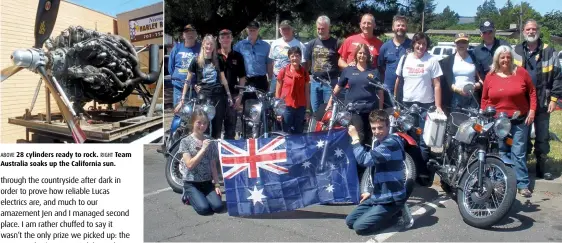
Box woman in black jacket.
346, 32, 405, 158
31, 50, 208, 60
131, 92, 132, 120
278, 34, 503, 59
439, 33, 481, 114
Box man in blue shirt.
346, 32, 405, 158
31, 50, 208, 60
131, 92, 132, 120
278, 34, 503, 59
167, 24, 201, 136
168, 24, 201, 106
233, 21, 273, 92
377, 15, 411, 95
472, 20, 509, 102
346, 110, 413, 235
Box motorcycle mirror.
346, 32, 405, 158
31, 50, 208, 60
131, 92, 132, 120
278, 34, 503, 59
462, 83, 475, 94
512, 111, 521, 120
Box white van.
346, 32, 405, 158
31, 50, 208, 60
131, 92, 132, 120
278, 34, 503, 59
430, 46, 455, 60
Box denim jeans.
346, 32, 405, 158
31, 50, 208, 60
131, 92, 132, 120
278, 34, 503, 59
183, 180, 224, 215
269, 75, 278, 94
345, 198, 402, 235
499, 121, 530, 189
310, 77, 334, 113
282, 106, 306, 134
172, 80, 197, 106
451, 93, 477, 110
403, 101, 432, 163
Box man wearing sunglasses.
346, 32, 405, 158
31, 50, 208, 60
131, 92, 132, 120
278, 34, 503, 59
473, 20, 509, 102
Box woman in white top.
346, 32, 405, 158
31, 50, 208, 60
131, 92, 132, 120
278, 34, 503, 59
438, 33, 481, 113
393, 32, 443, 163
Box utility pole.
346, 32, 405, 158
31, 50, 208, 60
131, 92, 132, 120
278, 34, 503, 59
519, 1, 523, 42
421, 0, 426, 32
275, 0, 279, 39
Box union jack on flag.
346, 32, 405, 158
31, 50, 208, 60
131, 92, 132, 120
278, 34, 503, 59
219, 136, 288, 179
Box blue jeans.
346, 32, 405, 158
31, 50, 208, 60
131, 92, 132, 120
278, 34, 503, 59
345, 198, 402, 235
310, 77, 334, 113
269, 75, 277, 94
183, 180, 224, 215
403, 102, 432, 162
499, 122, 530, 189
451, 93, 477, 110
282, 106, 306, 134
171, 80, 197, 136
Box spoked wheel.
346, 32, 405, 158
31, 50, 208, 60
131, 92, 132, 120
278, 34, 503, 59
165, 143, 186, 193
457, 157, 516, 228
403, 152, 417, 199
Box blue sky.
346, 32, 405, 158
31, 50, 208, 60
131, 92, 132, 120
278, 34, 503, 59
435, 0, 561, 17
67, 0, 162, 17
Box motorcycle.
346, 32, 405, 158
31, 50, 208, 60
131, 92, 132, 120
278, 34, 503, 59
164, 93, 217, 193
237, 85, 286, 138
427, 83, 518, 228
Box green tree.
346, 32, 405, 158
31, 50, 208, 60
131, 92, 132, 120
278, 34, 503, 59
496, 0, 514, 30
543, 10, 562, 37
400, 0, 437, 32
429, 6, 459, 29
476, 0, 500, 25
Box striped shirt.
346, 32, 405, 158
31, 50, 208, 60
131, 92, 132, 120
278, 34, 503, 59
353, 134, 406, 204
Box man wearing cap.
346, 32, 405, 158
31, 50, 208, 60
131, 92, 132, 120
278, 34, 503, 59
305, 15, 342, 113
234, 21, 273, 93
473, 20, 509, 101
439, 32, 479, 114
513, 20, 562, 180
338, 13, 383, 69
218, 29, 247, 139
168, 24, 201, 106
268, 20, 307, 94
377, 15, 411, 95
168, 24, 201, 136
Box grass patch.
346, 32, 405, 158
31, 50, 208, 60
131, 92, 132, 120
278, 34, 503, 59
527, 111, 562, 177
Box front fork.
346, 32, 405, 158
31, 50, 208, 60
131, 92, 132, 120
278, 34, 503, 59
476, 140, 488, 191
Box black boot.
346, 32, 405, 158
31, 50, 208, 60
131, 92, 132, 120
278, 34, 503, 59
535, 154, 553, 180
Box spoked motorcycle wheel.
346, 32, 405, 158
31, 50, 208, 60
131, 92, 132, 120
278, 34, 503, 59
457, 157, 516, 228
165, 143, 185, 193
403, 152, 417, 199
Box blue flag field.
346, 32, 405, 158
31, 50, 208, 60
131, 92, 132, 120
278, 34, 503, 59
218, 129, 360, 216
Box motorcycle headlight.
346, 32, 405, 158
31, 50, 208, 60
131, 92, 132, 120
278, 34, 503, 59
494, 117, 511, 139
202, 103, 216, 120
273, 98, 286, 116
179, 103, 193, 122
250, 104, 262, 122
336, 111, 352, 126
409, 104, 420, 114
398, 114, 415, 131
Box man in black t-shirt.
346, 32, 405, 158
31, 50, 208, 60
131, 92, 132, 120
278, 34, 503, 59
218, 29, 247, 139
305, 15, 342, 113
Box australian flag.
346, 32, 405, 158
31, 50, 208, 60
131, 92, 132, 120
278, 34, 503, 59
218, 129, 360, 216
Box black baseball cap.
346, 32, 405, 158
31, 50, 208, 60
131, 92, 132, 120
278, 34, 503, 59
480, 20, 495, 32
183, 24, 196, 32
247, 21, 260, 29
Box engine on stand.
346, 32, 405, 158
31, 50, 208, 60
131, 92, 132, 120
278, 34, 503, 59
44, 26, 159, 116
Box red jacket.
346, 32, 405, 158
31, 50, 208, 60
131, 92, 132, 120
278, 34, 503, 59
481, 67, 537, 117
277, 65, 309, 108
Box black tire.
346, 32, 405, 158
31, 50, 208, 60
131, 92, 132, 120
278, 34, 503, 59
404, 152, 417, 199
165, 142, 184, 193
457, 157, 517, 228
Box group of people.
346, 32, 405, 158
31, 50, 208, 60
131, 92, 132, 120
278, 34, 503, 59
167, 13, 562, 235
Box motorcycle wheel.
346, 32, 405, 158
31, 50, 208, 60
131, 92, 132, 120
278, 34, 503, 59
457, 157, 516, 228
165, 142, 185, 193
403, 152, 417, 199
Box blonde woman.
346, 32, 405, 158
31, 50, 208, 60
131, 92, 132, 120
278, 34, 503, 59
481, 45, 537, 197
175, 35, 234, 139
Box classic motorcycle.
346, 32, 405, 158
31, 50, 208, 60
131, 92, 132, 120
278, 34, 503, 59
427, 84, 517, 228
237, 85, 286, 138
164, 93, 217, 193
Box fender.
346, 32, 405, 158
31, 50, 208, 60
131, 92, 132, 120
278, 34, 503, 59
458, 153, 515, 181
395, 132, 417, 146
166, 134, 189, 155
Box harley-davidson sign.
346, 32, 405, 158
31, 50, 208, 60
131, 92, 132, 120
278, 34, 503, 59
128, 12, 163, 42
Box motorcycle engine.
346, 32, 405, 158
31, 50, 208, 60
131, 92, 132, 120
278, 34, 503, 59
45, 26, 146, 106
